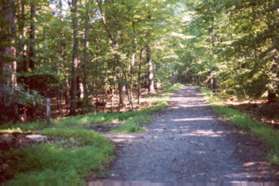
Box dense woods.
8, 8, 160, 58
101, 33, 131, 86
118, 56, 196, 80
174, 0, 279, 102
1, 0, 279, 185
0, 0, 278, 123
0, 0, 181, 122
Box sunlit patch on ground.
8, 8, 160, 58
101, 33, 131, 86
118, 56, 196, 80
88, 180, 279, 186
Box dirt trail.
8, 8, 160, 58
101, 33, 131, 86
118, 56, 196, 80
93, 86, 279, 185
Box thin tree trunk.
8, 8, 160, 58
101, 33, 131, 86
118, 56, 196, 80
81, 1, 90, 110
124, 70, 133, 110
146, 45, 156, 94
118, 71, 125, 109
17, 0, 25, 72
129, 53, 136, 109
28, 0, 35, 70
137, 48, 143, 104
70, 0, 79, 114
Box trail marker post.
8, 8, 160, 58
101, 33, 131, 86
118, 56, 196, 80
46, 98, 51, 125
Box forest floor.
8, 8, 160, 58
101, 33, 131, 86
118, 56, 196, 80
89, 86, 279, 185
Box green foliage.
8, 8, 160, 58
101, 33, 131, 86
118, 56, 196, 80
175, 0, 279, 99
1, 85, 43, 107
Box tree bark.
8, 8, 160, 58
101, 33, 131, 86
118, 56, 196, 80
17, 0, 26, 72
70, 0, 79, 114
124, 70, 133, 110
81, 1, 90, 110
28, 0, 36, 70
118, 82, 125, 109
146, 45, 156, 94
0, 0, 17, 88
137, 48, 143, 104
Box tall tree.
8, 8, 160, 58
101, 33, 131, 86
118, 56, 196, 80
70, 0, 79, 114
27, 0, 36, 71
0, 0, 17, 88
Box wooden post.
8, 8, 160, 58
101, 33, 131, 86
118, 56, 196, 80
46, 98, 51, 124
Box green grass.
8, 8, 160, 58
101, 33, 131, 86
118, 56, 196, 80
201, 87, 279, 165
162, 83, 184, 93
1, 83, 184, 185
2, 128, 114, 186
112, 101, 168, 133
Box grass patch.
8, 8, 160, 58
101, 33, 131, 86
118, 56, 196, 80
162, 83, 185, 93
1, 128, 114, 186
112, 101, 167, 133
201, 87, 279, 165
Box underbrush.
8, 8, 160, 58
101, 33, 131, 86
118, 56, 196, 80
201, 87, 279, 165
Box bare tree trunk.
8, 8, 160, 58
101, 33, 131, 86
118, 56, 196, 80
17, 0, 25, 72
124, 70, 133, 110
137, 48, 143, 104
130, 53, 136, 109
70, 0, 79, 114
0, 0, 17, 88
81, 1, 90, 110
146, 45, 156, 94
28, 0, 35, 70
118, 83, 125, 109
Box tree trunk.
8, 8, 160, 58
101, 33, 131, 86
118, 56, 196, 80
137, 48, 143, 104
17, 0, 26, 72
131, 53, 136, 107
118, 83, 125, 109
70, 0, 79, 114
124, 70, 133, 110
28, 0, 35, 70
81, 2, 90, 110
0, 0, 17, 88
146, 45, 156, 94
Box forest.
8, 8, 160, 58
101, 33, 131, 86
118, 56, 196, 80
0, 0, 278, 122
0, 0, 278, 185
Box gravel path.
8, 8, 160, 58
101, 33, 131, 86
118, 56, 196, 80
97, 86, 279, 184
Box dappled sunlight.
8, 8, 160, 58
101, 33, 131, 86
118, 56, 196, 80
88, 180, 166, 186
105, 133, 144, 143
241, 161, 279, 177
88, 180, 279, 186
172, 117, 215, 122
169, 103, 209, 109
182, 129, 224, 138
